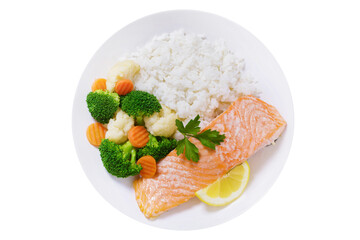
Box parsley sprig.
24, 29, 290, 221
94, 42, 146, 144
175, 115, 226, 162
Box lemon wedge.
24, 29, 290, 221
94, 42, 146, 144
195, 161, 250, 206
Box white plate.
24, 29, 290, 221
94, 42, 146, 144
72, 10, 294, 230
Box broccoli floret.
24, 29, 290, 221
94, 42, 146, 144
86, 90, 120, 124
121, 90, 162, 125
99, 139, 142, 178
137, 135, 177, 161
119, 95, 127, 108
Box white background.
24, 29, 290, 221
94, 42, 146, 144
0, 0, 359, 239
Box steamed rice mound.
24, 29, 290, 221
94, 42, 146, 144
123, 29, 258, 127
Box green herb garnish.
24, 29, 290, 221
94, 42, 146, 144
175, 115, 226, 162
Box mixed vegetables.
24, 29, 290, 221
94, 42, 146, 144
86, 60, 225, 179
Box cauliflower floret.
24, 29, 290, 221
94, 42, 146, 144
106, 60, 140, 92
144, 105, 177, 138
105, 110, 134, 144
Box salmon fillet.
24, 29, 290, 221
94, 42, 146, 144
133, 95, 286, 218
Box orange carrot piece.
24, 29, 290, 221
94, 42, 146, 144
128, 126, 149, 148
86, 122, 107, 147
114, 79, 134, 96
137, 156, 157, 178
91, 78, 107, 92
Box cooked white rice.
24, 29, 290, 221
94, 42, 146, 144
122, 29, 258, 127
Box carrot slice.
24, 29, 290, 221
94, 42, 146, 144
128, 126, 149, 148
86, 122, 107, 147
114, 79, 134, 96
91, 78, 107, 92
137, 156, 157, 178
